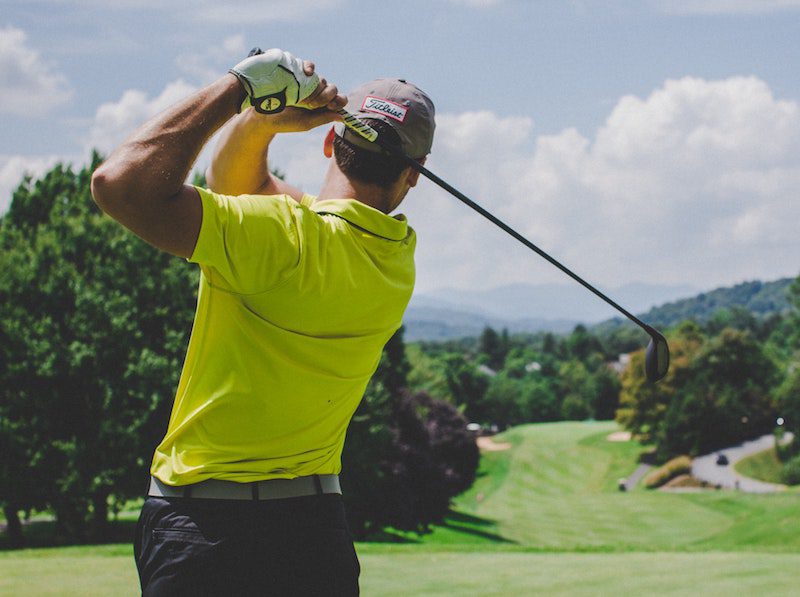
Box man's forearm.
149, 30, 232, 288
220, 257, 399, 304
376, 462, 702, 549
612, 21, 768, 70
92, 75, 243, 217
206, 109, 279, 195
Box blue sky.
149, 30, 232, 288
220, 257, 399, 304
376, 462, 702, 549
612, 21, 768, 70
2, 0, 800, 296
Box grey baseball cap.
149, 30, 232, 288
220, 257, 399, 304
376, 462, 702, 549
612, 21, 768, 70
334, 78, 436, 159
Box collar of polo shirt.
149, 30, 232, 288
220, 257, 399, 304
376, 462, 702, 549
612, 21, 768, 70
311, 199, 410, 242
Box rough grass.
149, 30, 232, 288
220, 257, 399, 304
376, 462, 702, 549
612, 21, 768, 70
734, 447, 784, 484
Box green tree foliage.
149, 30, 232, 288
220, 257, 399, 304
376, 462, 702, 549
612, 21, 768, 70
618, 322, 780, 462
0, 159, 198, 542
566, 324, 604, 362
775, 273, 800, 468
617, 321, 705, 445
341, 328, 480, 537
557, 360, 593, 420
591, 367, 622, 421
443, 354, 490, 423
478, 327, 508, 370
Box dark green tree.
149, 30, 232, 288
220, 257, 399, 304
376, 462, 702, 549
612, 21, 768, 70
657, 329, 778, 459
0, 158, 197, 542
443, 354, 490, 423
341, 328, 480, 537
478, 326, 507, 370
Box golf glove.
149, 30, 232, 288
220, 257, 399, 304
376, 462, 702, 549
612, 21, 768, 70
230, 48, 319, 114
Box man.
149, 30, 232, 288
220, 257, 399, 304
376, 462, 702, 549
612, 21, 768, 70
91, 48, 435, 596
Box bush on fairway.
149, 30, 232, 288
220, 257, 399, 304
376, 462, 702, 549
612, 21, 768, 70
644, 455, 692, 488
780, 453, 800, 485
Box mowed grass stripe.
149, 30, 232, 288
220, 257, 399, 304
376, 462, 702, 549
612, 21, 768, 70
419, 421, 799, 551
455, 422, 731, 549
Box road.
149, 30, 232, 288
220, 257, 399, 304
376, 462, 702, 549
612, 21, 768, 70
691, 433, 793, 493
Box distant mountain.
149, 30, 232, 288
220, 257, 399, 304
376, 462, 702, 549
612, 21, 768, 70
404, 278, 795, 341
403, 304, 578, 342
622, 278, 794, 329
410, 281, 699, 324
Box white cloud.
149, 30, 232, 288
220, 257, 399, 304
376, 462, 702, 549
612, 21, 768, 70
0, 26, 73, 115
176, 34, 247, 84
85, 80, 198, 155
0, 154, 64, 214
654, 0, 800, 14
403, 76, 800, 292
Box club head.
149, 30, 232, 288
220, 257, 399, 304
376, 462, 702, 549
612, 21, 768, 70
645, 330, 670, 383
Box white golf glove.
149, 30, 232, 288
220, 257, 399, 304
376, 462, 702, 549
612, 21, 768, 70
229, 47, 320, 114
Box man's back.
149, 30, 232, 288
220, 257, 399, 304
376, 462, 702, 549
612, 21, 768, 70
152, 190, 416, 485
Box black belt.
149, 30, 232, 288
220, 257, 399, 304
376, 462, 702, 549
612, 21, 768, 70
148, 474, 341, 501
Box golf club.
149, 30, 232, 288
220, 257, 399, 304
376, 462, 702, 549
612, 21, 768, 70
338, 109, 670, 382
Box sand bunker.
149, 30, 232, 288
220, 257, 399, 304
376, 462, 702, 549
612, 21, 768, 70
477, 436, 512, 451
607, 431, 632, 442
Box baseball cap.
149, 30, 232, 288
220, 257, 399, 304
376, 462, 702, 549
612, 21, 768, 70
334, 78, 436, 159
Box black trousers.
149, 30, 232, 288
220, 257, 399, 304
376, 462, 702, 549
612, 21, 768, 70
134, 494, 360, 596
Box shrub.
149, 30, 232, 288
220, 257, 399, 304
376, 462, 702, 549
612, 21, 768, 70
644, 455, 693, 489
780, 454, 800, 486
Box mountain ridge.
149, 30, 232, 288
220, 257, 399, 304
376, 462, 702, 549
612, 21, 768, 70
404, 277, 794, 341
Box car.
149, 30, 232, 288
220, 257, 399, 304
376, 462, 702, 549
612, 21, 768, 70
716, 453, 729, 466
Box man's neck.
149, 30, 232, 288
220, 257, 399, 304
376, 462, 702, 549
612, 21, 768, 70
317, 168, 391, 213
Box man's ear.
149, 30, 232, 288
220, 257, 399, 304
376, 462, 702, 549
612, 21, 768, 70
323, 127, 336, 158
406, 157, 426, 188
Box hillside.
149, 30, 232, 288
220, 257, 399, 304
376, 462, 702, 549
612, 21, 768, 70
594, 277, 793, 335
405, 277, 795, 341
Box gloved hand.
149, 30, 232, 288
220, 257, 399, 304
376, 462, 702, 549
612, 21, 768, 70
229, 47, 320, 114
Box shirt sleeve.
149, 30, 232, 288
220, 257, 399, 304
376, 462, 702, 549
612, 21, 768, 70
189, 187, 303, 294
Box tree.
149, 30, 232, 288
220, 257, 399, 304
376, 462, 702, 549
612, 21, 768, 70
479, 327, 507, 370
617, 321, 705, 444
443, 354, 490, 423
657, 329, 778, 459
591, 367, 622, 421
557, 360, 593, 420
0, 159, 197, 542
566, 324, 604, 362
341, 328, 480, 537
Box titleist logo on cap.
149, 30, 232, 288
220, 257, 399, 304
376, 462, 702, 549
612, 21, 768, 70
361, 96, 408, 122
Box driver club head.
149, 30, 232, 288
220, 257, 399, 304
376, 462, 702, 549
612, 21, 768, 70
645, 330, 670, 382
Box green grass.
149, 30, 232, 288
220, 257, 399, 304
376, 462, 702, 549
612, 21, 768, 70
734, 447, 784, 484
3, 545, 799, 596
3, 422, 799, 594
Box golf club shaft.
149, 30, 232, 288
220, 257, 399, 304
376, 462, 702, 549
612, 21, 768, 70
338, 109, 659, 339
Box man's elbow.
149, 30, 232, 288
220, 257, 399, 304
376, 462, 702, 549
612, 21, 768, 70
91, 165, 124, 215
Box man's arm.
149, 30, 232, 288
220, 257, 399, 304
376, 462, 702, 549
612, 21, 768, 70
91, 75, 242, 258
207, 63, 347, 200
206, 110, 297, 199
92, 54, 344, 257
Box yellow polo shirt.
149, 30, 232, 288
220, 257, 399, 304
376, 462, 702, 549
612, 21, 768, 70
150, 187, 416, 485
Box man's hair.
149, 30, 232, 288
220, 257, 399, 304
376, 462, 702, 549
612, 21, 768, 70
333, 120, 409, 188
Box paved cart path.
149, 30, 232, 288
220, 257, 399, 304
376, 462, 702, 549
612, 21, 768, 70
691, 433, 793, 493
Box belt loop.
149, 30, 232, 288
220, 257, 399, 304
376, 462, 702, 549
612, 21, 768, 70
183, 485, 192, 498
251, 482, 260, 500
313, 475, 323, 495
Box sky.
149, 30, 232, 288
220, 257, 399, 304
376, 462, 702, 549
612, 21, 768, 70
2, 0, 800, 297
